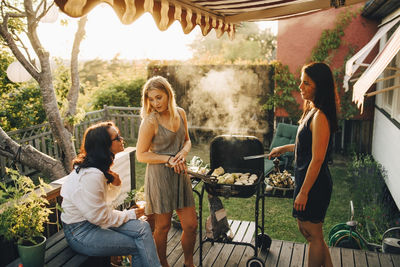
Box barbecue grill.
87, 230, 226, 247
197, 135, 272, 267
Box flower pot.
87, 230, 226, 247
17, 236, 46, 267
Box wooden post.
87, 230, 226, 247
103, 105, 109, 121
129, 149, 136, 190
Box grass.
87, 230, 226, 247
131, 142, 352, 243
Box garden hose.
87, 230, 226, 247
328, 223, 350, 240
328, 230, 366, 250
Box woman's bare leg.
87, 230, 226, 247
297, 220, 333, 267
176, 206, 198, 267
154, 212, 173, 267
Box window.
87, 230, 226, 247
395, 87, 400, 122
381, 54, 397, 112
381, 24, 400, 118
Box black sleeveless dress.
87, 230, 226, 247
293, 109, 332, 223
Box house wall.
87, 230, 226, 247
372, 8, 400, 209
276, 3, 378, 119
372, 109, 400, 208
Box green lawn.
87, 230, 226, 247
132, 142, 351, 243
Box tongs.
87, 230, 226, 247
186, 170, 218, 184
165, 161, 218, 184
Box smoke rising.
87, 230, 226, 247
176, 67, 268, 136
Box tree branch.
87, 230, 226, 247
12, 32, 35, 64
35, 1, 56, 23
0, 127, 67, 179
23, 0, 49, 66
2, 0, 25, 15
65, 15, 87, 132
0, 14, 40, 80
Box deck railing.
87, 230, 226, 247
0, 106, 141, 177
1, 105, 268, 178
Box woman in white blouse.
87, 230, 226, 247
61, 121, 160, 266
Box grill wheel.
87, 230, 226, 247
246, 256, 264, 267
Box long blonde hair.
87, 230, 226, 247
140, 76, 178, 124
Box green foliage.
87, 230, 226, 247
0, 47, 17, 94
122, 189, 137, 210
0, 168, 52, 245
121, 186, 145, 210
92, 78, 145, 109
189, 22, 276, 63
0, 83, 46, 131
78, 58, 147, 111
262, 61, 301, 121
53, 59, 72, 108
347, 154, 398, 243
332, 64, 360, 120
309, 8, 362, 120
80, 57, 147, 90
310, 9, 360, 63
0, 49, 47, 131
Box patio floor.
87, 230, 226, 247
167, 220, 400, 267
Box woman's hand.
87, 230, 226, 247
294, 191, 308, 211
167, 155, 187, 174
268, 146, 284, 159
172, 149, 188, 166
133, 206, 145, 218
110, 170, 121, 186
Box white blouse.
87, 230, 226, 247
60, 167, 136, 228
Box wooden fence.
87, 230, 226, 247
0, 106, 141, 177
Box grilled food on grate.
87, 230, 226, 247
211, 166, 258, 185
267, 170, 294, 188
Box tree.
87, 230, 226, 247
0, 0, 87, 179
189, 22, 276, 63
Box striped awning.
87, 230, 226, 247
54, 0, 366, 38
344, 16, 400, 112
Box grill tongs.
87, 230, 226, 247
165, 162, 218, 184
186, 170, 218, 184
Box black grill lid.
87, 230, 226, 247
210, 135, 264, 172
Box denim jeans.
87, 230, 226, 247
63, 220, 161, 267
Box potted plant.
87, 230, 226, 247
0, 168, 52, 267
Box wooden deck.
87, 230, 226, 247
166, 220, 400, 267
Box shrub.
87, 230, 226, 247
92, 78, 145, 109
0, 84, 46, 131
347, 154, 399, 243
0, 168, 52, 245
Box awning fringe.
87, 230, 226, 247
55, 0, 235, 37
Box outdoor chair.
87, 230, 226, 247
265, 123, 298, 175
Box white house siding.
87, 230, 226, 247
372, 108, 400, 209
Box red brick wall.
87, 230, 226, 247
276, 3, 379, 119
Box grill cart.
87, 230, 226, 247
198, 135, 272, 267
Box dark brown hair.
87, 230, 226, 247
73, 121, 118, 183
299, 62, 339, 132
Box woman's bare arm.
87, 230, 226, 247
268, 144, 295, 159
136, 115, 171, 164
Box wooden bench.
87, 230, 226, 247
6, 230, 110, 267
5, 147, 137, 267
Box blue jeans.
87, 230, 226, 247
63, 220, 161, 267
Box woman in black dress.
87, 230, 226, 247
269, 62, 338, 267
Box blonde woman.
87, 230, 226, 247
136, 76, 197, 267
